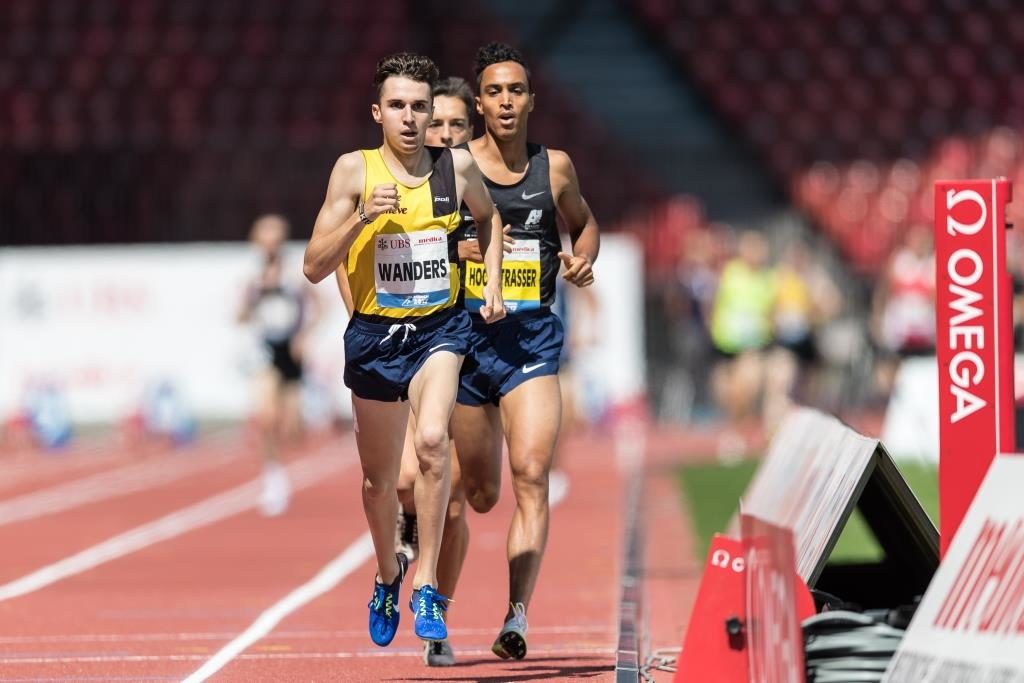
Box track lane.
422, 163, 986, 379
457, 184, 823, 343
0, 430, 626, 681
0, 435, 364, 680
211, 430, 623, 681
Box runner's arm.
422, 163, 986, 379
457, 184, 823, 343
237, 283, 257, 324
289, 281, 323, 360
454, 148, 505, 322
301, 282, 322, 333
334, 259, 355, 316
550, 150, 599, 287
303, 152, 366, 284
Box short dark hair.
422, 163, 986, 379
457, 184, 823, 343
474, 42, 532, 92
433, 76, 475, 118
373, 52, 439, 98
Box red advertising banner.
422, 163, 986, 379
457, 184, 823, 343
673, 530, 814, 683
673, 535, 748, 683
741, 514, 814, 683
933, 179, 1015, 555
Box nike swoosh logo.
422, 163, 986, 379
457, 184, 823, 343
521, 191, 546, 200
522, 362, 547, 374
429, 343, 454, 353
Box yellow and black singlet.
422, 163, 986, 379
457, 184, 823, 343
346, 147, 462, 319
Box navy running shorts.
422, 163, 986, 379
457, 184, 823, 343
457, 308, 564, 407
344, 307, 473, 402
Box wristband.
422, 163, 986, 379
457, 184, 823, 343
358, 207, 373, 225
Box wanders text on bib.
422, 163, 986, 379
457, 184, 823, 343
374, 230, 450, 308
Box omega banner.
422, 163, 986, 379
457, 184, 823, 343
934, 179, 1015, 556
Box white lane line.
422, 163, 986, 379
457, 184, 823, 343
0, 441, 120, 489
0, 429, 234, 498
0, 624, 612, 644
0, 448, 243, 527
182, 469, 576, 681
0, 443, 352, 603
1, 646, 616, 665
181, 531, 375, 683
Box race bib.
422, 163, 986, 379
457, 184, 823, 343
374, 230, 451, 308
465, 239, 541, 314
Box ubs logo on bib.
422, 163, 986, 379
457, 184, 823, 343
377, 237, 412, 251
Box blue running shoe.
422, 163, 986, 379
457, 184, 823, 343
368, 553, 408, 647
410, 584, 449, 641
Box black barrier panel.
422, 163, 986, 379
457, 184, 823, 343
815, 443, 939, 609
741, 408, 939, 608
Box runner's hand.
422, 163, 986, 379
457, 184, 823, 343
459, 239, 483, 262
463, 226, 512, 261
362, 183, 400, 222
479, 280, 506, 323
558, 252, 594, 287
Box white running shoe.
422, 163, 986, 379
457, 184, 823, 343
395, 508, 419, 563
548, 469, 570, 505
259, 463, 291, 517
492, 602, 528, 660
423, 638, 456, 666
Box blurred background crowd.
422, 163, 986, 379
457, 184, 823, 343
5, 0, 1024, 455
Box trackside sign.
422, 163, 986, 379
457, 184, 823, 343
742, 514, 813, 683
741, 408, 878, 582
933, 179, 1014, 555
884, 455, 1024, 682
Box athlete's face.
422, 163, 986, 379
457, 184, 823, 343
426, 95, 473, 147
251, 215, 287, 255
477, 62, 533, 140
372, 76, 432, 155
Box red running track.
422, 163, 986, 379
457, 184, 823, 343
0, 427, 627, 681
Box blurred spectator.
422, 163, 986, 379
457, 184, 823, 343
1005, 231, 1024, 451
1010, 231, 1024, 351
237, 214, 320, 516
870, 223, 935, 397
769, 238, 842, 415
662, 227, 720, 421
708, 229, 777, 456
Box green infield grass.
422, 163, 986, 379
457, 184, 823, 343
677, 458, 939, 563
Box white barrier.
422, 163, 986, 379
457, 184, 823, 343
881, 356, 941, 463
0, 235, 644, 425
882, 354, 1024, 463
884, 455, 1024, 682
0, 242, 349, 424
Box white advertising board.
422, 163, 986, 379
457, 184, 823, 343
0, 242, 350, 424
565, 233, 645, 412
741, 408, 879, 581
881, 356, 941, 463
884, 454, 1024, 683
0, 236, 644, 426
882, 354, 1024, 464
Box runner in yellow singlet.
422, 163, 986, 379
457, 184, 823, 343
303, 53, 505, 648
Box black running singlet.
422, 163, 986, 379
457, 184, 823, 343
459, 143, 561, 314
